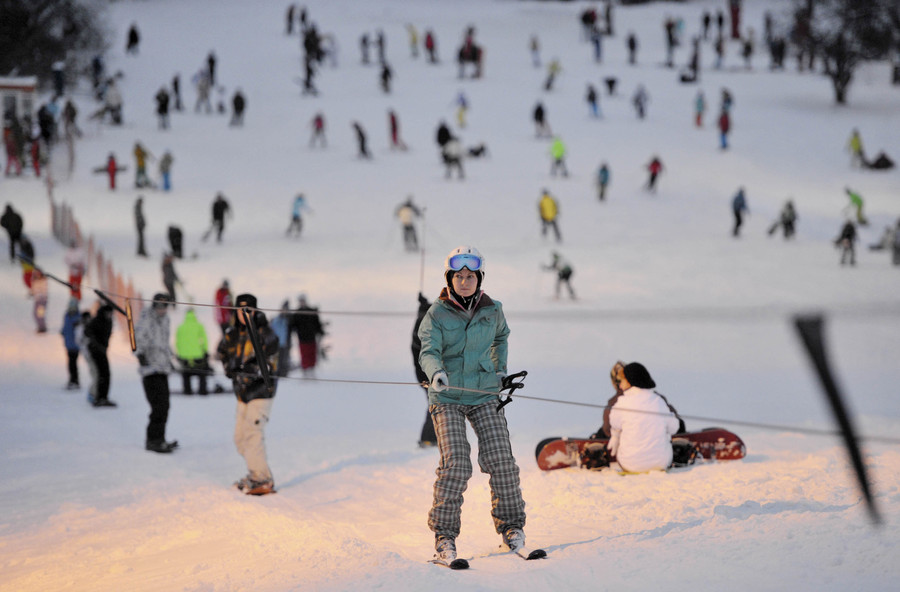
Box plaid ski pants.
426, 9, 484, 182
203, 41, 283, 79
428, 401, 526, 539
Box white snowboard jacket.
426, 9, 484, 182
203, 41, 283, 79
608, 386, 680, 473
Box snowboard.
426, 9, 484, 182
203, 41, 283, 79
535, 428, 746, 471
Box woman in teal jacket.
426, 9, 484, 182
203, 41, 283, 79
418, 246, 527, 564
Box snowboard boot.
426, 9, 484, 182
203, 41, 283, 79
234, 476, 253, 491
435, 536, 457, 563
502, 528, 525, 552
244, 478, 275, 496
145, 439, 177, 453
93, 398, 118, 408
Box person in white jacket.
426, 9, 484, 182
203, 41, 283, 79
608, 362, 680, 473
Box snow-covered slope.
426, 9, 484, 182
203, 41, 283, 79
1, 1, 899, 590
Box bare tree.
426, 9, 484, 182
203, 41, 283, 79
803, 0, 899, 104
0, 0, 109, 86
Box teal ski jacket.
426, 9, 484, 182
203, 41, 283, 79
417, 287, 509, 406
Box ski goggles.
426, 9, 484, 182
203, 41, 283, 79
447, 253, 483, 272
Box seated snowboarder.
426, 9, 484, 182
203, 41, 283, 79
582, 361, 689, 471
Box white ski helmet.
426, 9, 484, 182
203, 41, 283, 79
444, 245, 485, 283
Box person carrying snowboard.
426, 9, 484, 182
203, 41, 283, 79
217, 293, 280, 495
418, 246, 527, 564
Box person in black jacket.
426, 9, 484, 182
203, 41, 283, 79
84, 304, 117, 407
1, 204, 23, 263
411, 292, 437, 447
217, 293, 280, 495
291, 293, 325, 376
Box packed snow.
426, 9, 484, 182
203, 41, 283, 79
2, 0, 899, 590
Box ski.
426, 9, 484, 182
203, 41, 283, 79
429, 557, 469, 570
482, 544, 547, 561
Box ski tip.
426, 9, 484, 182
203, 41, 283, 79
524, 548, 547, 560
430, 558, 470, 570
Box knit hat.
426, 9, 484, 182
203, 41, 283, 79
235, 293, 257, 308
623, 362, 656, 389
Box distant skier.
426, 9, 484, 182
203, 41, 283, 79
167, 225, 184, 259
533, 102, 551, 138
435, 120, 452, 150
388, 109, 407, 150
835, 220, 858, 266
204, 192, 232, 242
731, 187, 749, 237
206, 51, 217, 87
230, 89, 246, 126
126, 23, 140, 55
214, 279, 233, 334
162, 253, 181, 302
645, 156, 663, 192
718, 110, 731, 150
454, 91, 468, 128
159, 150, 174, 191
597, 162, 610, 201
352, 121, 371, 159
425, 29, 438, 63
529, 35, 541, 67
768, 200, 797, 240
286, 193, 310, 238
549, 136, 568, 177
844, 187, 868, 225
171, 74, 183, 111
380, 62, 393, 94
586, 84, 600, 118
291, 294, 325, 376
543, 251, 576, 300
134, 196, 148, 257
539, 189, 562, 242
100, 153, 123, 190
694, 90, 705, 127
155, 87, 170, 129
544, 58, 562, 91
847, 129, 865, 168
395, 196, 422, 251
442, 137, 464, 180
632, 85, 649, 119
626, 32, 638, 65
133, 142, 153, 188
310, 112, 326, 148
64, 240, 86, 300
